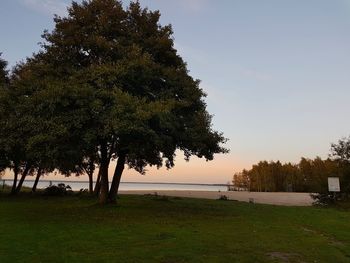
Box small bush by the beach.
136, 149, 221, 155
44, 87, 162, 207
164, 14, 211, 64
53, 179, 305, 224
77, 188, 89, 196
312, 192, 349, 206
43, 184, 72, 196
219, 195, 229, 201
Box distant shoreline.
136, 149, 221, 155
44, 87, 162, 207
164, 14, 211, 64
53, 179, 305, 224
1, 179, 231, 187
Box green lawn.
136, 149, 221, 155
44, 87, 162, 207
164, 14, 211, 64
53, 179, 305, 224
0, 193, 349, 263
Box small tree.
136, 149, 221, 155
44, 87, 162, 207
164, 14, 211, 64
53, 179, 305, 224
0, 72, 30, 194
331, 137, 350, 194
331, 136, 350, 163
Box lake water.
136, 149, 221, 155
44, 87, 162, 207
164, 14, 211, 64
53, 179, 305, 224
2, 180, 229, 192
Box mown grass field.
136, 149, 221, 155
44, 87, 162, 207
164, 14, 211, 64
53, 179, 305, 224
0, 192, 349, 263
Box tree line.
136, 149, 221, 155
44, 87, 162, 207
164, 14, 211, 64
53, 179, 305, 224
0, 0, 227, 204
232, 138, 350, 194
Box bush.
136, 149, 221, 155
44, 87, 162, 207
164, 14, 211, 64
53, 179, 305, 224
311, 192, 349, 206
43, 183, 72, 196
78, 188, 89, 195
218, 195, 229, 201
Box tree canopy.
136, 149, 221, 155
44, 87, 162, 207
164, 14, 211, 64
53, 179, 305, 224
0, 53, 9, 175
1, 0, 228, 203
330, 137, 350, 193
232, 158, 343, 193
0, 53, 8, 85
331, 136, 350, 163
233, 140, 350, 195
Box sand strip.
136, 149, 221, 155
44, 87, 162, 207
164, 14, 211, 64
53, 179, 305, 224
119, 190, 314, 206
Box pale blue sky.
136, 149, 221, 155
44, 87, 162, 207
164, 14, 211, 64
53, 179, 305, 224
1, 0, 350, 183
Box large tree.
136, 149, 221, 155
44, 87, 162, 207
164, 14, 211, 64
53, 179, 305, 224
15, 0, 228, 203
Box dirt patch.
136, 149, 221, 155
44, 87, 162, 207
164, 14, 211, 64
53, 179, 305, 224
302, 227, 317, 234
267, 252, 304, 263
302, 227, 344, 247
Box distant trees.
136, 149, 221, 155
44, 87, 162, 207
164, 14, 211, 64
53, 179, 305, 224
0, 1, 227, 203
233, 153, 350, 194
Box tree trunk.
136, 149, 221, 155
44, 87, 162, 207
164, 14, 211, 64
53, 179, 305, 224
11, 165, 19, 195
88, 172, 93, 194
99, 162, 109, 204
32, 168, 42, 193
108, 153, 126, 203
15, 164, 31, 194
88, 159, 95, 195
94, 169, 101, 196
98, 142, 110, 204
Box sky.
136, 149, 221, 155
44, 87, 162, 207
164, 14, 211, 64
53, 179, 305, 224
1, 0, 350, 184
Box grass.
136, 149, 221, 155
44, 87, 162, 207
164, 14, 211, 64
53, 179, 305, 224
0, 192, 350, 263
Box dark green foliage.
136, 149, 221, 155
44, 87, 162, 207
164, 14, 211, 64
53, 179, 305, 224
233, 138, 350, 200
311, 192, 350, 206
0, 53, 9, 173
43, 183, 72, 196
36, 0, 227, 169
330, 136, 350, 193
331, 136, 350, 163
0, 53, 8, 85
311, 137, 350, 204
218, 195, 229, 201
233, 157, 346, 193
3, 0, 227, 202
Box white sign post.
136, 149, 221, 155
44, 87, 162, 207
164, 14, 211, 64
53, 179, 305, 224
328, 177, 340, 192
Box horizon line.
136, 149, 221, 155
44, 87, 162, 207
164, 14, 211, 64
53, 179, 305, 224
1, 179, 232, 187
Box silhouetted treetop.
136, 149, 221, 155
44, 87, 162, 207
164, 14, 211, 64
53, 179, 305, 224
0, 53, 8, 85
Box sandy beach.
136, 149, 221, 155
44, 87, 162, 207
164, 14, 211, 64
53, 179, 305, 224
119, 190, 314, 206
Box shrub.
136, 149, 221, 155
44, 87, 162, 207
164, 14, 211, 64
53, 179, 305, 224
78, 188, 89, 195
43, 183, 72, 196
218, 195, 229, 201
311, 192, 349, 206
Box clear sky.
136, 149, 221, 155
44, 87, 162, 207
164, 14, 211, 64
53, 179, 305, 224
1, 0, 350, 184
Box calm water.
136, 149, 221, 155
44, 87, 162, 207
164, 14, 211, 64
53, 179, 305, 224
2, 180, 229, 192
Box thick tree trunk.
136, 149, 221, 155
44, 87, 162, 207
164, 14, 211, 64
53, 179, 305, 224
88, 172, 93, 194
94, 169, 101, 196
32, 168, 42, 193
108, 153, 126, 203
15, 164, 31, 194
11, 165, 19, 195
98, 143, 110, 204
99, 162, 109, 204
